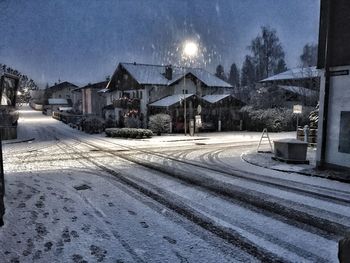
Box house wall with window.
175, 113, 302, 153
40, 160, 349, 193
316, 0, 350, 170
317, 66, 350, 169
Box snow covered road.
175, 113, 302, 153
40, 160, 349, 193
1, 106, 349, 262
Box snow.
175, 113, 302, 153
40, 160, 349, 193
119, 62, 232, 88
1, 106, 349, 262
149, 94, 194, 107
202, 94, 231, 103
260, 66, 320, 82
278, 85, 318, 97
48, 98, 69, 105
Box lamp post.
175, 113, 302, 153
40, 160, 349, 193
182, 41, 198, 136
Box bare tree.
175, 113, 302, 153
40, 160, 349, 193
249, 26, 286, 80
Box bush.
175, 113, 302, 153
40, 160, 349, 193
240, 106, 308, 132
148, 114, 171, 135
79, 116, 105, 134
105, 128, 153, 139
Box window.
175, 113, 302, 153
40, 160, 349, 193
339, 111, 350, 154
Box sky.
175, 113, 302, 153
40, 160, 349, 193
0, 0, 320, 87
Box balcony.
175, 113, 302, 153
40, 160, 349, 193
113, 97, 140, 109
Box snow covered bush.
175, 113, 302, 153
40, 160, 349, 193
105, 128, 153, 139
148, 114, 171, 135
79, 117, 105, 134
240, 106, 295, 132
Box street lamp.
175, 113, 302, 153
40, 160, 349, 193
182, 41, 198, 135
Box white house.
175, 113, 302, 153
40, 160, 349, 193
103, 62, 242, 130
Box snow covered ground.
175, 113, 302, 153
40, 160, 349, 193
0, 106, 349, 262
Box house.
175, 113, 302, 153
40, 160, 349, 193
260, 67, 320, 107
316, 0, 350, 170
103, 62, 242, 130
73, 81, 108, 117
46, 81, 81, 112
47, 81, 78, 100
43, 98, 70, 115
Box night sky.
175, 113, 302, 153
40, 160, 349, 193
0, 0, 320, 86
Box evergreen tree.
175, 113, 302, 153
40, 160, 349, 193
241, 56, 256, 87
215, 64, 227, 81
228, 63, 240, 87
275, 59, 287, 74
300, 43, 318, 67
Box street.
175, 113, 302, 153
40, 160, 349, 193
1, 106, 350, 263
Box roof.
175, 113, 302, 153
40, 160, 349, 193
109, 62, 232, 88
58, 107, 73, 111
278, 85, 318, 98
260, 67, 320, 82
75, 81, 108, 92
202, 94, 231, 103
97, 88, 111, 93
48, 98, 69, 105
149, 94, 194, 107
49, 81, 78, 90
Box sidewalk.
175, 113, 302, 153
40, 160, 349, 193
242, 147, 350, 183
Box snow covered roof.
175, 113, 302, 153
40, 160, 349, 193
278, 85, 318, 98
149, 94, 194, 107
202, 94, 231, 103
48, 98, 69, 105
113, 62, 232, 88
49, 81, 78, 90
97, 88, 111, 93
58, 106, 72, 111
260, 67, 320, 82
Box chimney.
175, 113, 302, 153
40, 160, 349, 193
165, 65, 173, 80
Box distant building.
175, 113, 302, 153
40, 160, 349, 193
103, 62, 244, 131
46, 81, 81, 113
260, 67, 320, 107
316, 0, 350, 170
47, 81, 78, 101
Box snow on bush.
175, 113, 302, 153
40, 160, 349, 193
240, 106, 312, 132
148, 114, 171, 135
105, 128, 153, 139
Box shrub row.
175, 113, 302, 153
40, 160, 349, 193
105, 128, 153, 139
240, 106, 313, 132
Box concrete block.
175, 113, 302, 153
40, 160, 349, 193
273, 139, 309, 164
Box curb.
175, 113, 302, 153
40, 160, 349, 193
3, 138, 35, 145
241, 152, 350, 184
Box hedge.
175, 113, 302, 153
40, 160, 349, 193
105, 128, 153, 139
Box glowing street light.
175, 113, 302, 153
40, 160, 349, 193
182, 40, 198, 136
183, 41, 198, 58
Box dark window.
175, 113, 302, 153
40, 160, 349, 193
339, 111, 350, 154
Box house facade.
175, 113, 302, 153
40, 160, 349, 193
47, 81, 78, 101
316, 0, 350, 170
75, 81, 108, 117
104, 62, 241, 130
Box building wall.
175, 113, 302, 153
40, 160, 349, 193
173, 79, 196, 95
91, 89, 106, 117
82, 89, 92, 114
317, 65, 350, 169
51, 86, 74, 100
